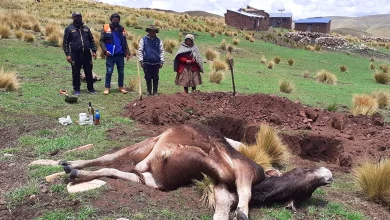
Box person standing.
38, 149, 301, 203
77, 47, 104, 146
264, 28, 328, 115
137, 25, 164, 96
63, 12, 97, 95
173, 34, 203, 93
100, 13, 131, 95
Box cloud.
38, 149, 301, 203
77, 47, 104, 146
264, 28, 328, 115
97, 0, 390, 19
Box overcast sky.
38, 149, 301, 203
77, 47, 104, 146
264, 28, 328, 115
97, 0, 390, 19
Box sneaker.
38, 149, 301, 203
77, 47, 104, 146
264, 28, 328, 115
103, 88, 110, 95
147, 91, 152, 96
153, 92, 158, 96
88, 89, 96, 94
74, 90, 81, 96
118, 87, 128, 94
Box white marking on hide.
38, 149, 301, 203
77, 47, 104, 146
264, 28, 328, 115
221, 151, 234, 168
314, 167, 333, 182
225, 137, 243, 151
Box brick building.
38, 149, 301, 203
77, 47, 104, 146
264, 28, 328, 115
225, 7, 269, 31
269, 13, 293, 29
294, 17, 331, 33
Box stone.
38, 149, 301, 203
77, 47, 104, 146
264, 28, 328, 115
339, 155, 353, 167
45, 172, 66, 183
3, 153, 13, 157
305, 109, 319, 122
372, 113, 384, 126
64, 144, 94, 154
67, 180, 106, 194
270, 113, 283, 125
29, 159, 60, 166
331, 115, 348, 130
117, 218, 130, 220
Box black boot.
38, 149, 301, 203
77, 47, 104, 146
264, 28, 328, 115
146, 80, 152, 95
153, 79, 159, 96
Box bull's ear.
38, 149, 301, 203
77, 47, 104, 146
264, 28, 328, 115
265, 169, 281, 177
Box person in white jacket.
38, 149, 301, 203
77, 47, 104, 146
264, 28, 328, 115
138, 25, 164, 96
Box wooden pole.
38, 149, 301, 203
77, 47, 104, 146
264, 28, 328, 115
228, 58, 236, 96
136, 61, 143, 101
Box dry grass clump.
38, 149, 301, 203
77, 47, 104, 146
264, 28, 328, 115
0, 24, 10, 39
316, 70, 337, 84
370, 57, 375, 62
209, 31, 216, 38
370, 63, 376, 70
128, 77, 138, 92
315, 44, 322, 51
23, 33, 35, 42
260, 55, 266, 64
224, 53, 233, 69
15, 30, 24, 39
163, 39, 178, 54
211, 59, 228, 72
287, 58, 294, 66
227, 43, 234, 53
279, 80, 294, 93
220, 39, 227, 50
273, 56, 281, 64
209, 71, 224, 84
193, 174, 216, 209
379, 64, 389, 73
350, 94, 378, 116
268, 61, 274, 69
305, 45, 315, 51
205, 48, 218, 61
46, 32, 63, 47
232, 38, 239, 45
154, 19, 163, 28
340, 65, 348, 72
32, 23, 41, 32
371, 91, 390, 109
374, 72, 390, 84
0, 66, 20, 91
45, 23, 61, 36
354, 159, 390, 204
132, 36, 141, 50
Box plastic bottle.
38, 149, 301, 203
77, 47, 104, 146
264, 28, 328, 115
94, 110, 100, 125
88, 102, 95, 123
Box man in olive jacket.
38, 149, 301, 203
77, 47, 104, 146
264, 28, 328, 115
63, 12, 97, 95
100, 13, 131, 95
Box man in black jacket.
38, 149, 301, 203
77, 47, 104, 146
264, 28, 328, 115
99, 13, 130, 95
63, 12, 97, 95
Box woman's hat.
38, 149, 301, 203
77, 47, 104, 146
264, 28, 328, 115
146, 25, 159, 33
185, 34, 195, 42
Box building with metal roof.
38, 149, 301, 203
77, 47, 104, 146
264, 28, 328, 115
225, 7, 270, 31
294, 17, 332, 33
268, 13, 293, 29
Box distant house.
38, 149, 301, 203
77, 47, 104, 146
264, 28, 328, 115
294, 17, 331, 33
269, 13, 293, 29
225, 6, 269, 31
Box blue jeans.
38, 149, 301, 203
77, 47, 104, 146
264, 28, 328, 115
105, 55, 124, 88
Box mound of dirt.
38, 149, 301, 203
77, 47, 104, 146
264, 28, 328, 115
123, 92, 390, 168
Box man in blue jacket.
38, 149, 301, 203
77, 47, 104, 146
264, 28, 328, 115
63, 12, 97, 95
100, 13, 131, 95
138, 25, 165, 96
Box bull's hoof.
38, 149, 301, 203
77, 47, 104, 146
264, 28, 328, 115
69, 169, 78, 179
59, 161, 69, 166
236, 210, 248, 220
63, 165, 72, 174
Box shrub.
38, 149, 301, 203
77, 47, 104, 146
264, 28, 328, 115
316, 70, 337, 84
232, 38, 239, 45
211, 59, 227, 72
279, 80, 294, 93
209, 71, 224, 84
370, 63, 376, 70
227, 43, 234, 53
0, 24, 10, 38
268, 61, 274, 69
260, 55, 266, 64
15, 30, 24, 39
354, 159, 390, 204
163, 39, 177, 54
371, 91, 390, 109
23, 33, 35, 42
0, 66, 20, 91
326, 103, 338, 112
374, 72, 390, 84
273, 56, 281, 64
287, 58, 294, 66
205, 48, 218, 61
340, 65, 348, 72
220, 39, 227, 50
350, 94, 378, 116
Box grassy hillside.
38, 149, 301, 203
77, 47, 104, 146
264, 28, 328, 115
331, 14, 390, 38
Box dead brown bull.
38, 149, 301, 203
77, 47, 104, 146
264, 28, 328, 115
61, 124, 265, 220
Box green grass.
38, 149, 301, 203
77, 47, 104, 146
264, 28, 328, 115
35, 205, 96, 220
5, 182, 40, 208
29, 165, 63, 180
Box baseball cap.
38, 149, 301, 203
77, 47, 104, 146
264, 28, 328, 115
72, 12, 82, 17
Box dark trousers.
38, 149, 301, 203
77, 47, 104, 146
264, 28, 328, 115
143, 64, 160, 94
71, 51, 93, 91
105, 55, 125, 88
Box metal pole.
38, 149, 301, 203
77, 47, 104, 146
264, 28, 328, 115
228, 58, 236, 96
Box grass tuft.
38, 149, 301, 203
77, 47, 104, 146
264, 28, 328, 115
371, 91, 390, 109
316, 70, 337, 84
128, 77, 138, 92
268, 61, 274, 69
350, 94, 378, 116
227, 43, 234, 53
163, 39, 177, 54
287, 58, 294, 66
326, 103, 339, 112
370, 63, 376, 70
205, 48, 218, 61
380, 64, 389, 73
273, 56, 281, 64
0, 24, 10, 38
0, 66, 20, 91
15, 30, 24, 39
232, 38, 239, 45
211, 59, 228, 72
220, 39, 227, 50
23, 32, 35, 42
260, 55, 266, 64
340, 65, 348, 72
193, 173, 215, 209
374, 72, 390, 84
279, 80, 294, 93
209, 71, 224, 84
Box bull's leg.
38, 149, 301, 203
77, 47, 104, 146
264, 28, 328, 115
61, 137, 157, 172
213, 184, 237, 220
69, 168, 161, 188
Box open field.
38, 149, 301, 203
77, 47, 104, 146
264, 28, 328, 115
0, 0, 390, 219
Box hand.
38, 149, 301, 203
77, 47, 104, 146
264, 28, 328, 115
106, 51, 111, 56
92, 53, 97, 60
126, 55, 131, 61
160, 63, 163, 68
66, 56, 72, 64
